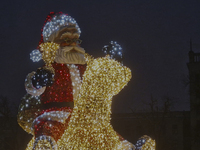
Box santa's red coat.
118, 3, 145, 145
34, 63, 86, 141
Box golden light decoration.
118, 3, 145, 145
26, 137, 35, 150
57, 55, 132, 149
142, 138, 156, 150
17, 94, 42, 134
39, 42, 59, 71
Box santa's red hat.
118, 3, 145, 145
38, 12, 81, 47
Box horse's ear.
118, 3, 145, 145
113, 66, 132, 96
124, 67, 132, 85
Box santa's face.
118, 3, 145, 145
49, 26, 80, 45
51, 26, 86, 64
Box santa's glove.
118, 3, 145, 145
32, 68, 54, 89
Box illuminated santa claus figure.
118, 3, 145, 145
17, 12, 86, 149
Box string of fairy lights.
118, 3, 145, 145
18, 12, 156, 150
24, 55, 134, 150
20, 45, 156, 150
20, 42, 156, 150
57, 56, 132, 149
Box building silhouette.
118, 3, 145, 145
187, 40, 200, 150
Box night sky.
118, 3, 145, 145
1, 0, 200, 113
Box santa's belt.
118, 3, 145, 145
40, 101, 74, 109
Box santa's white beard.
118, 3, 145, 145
55, 46, 86, 64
